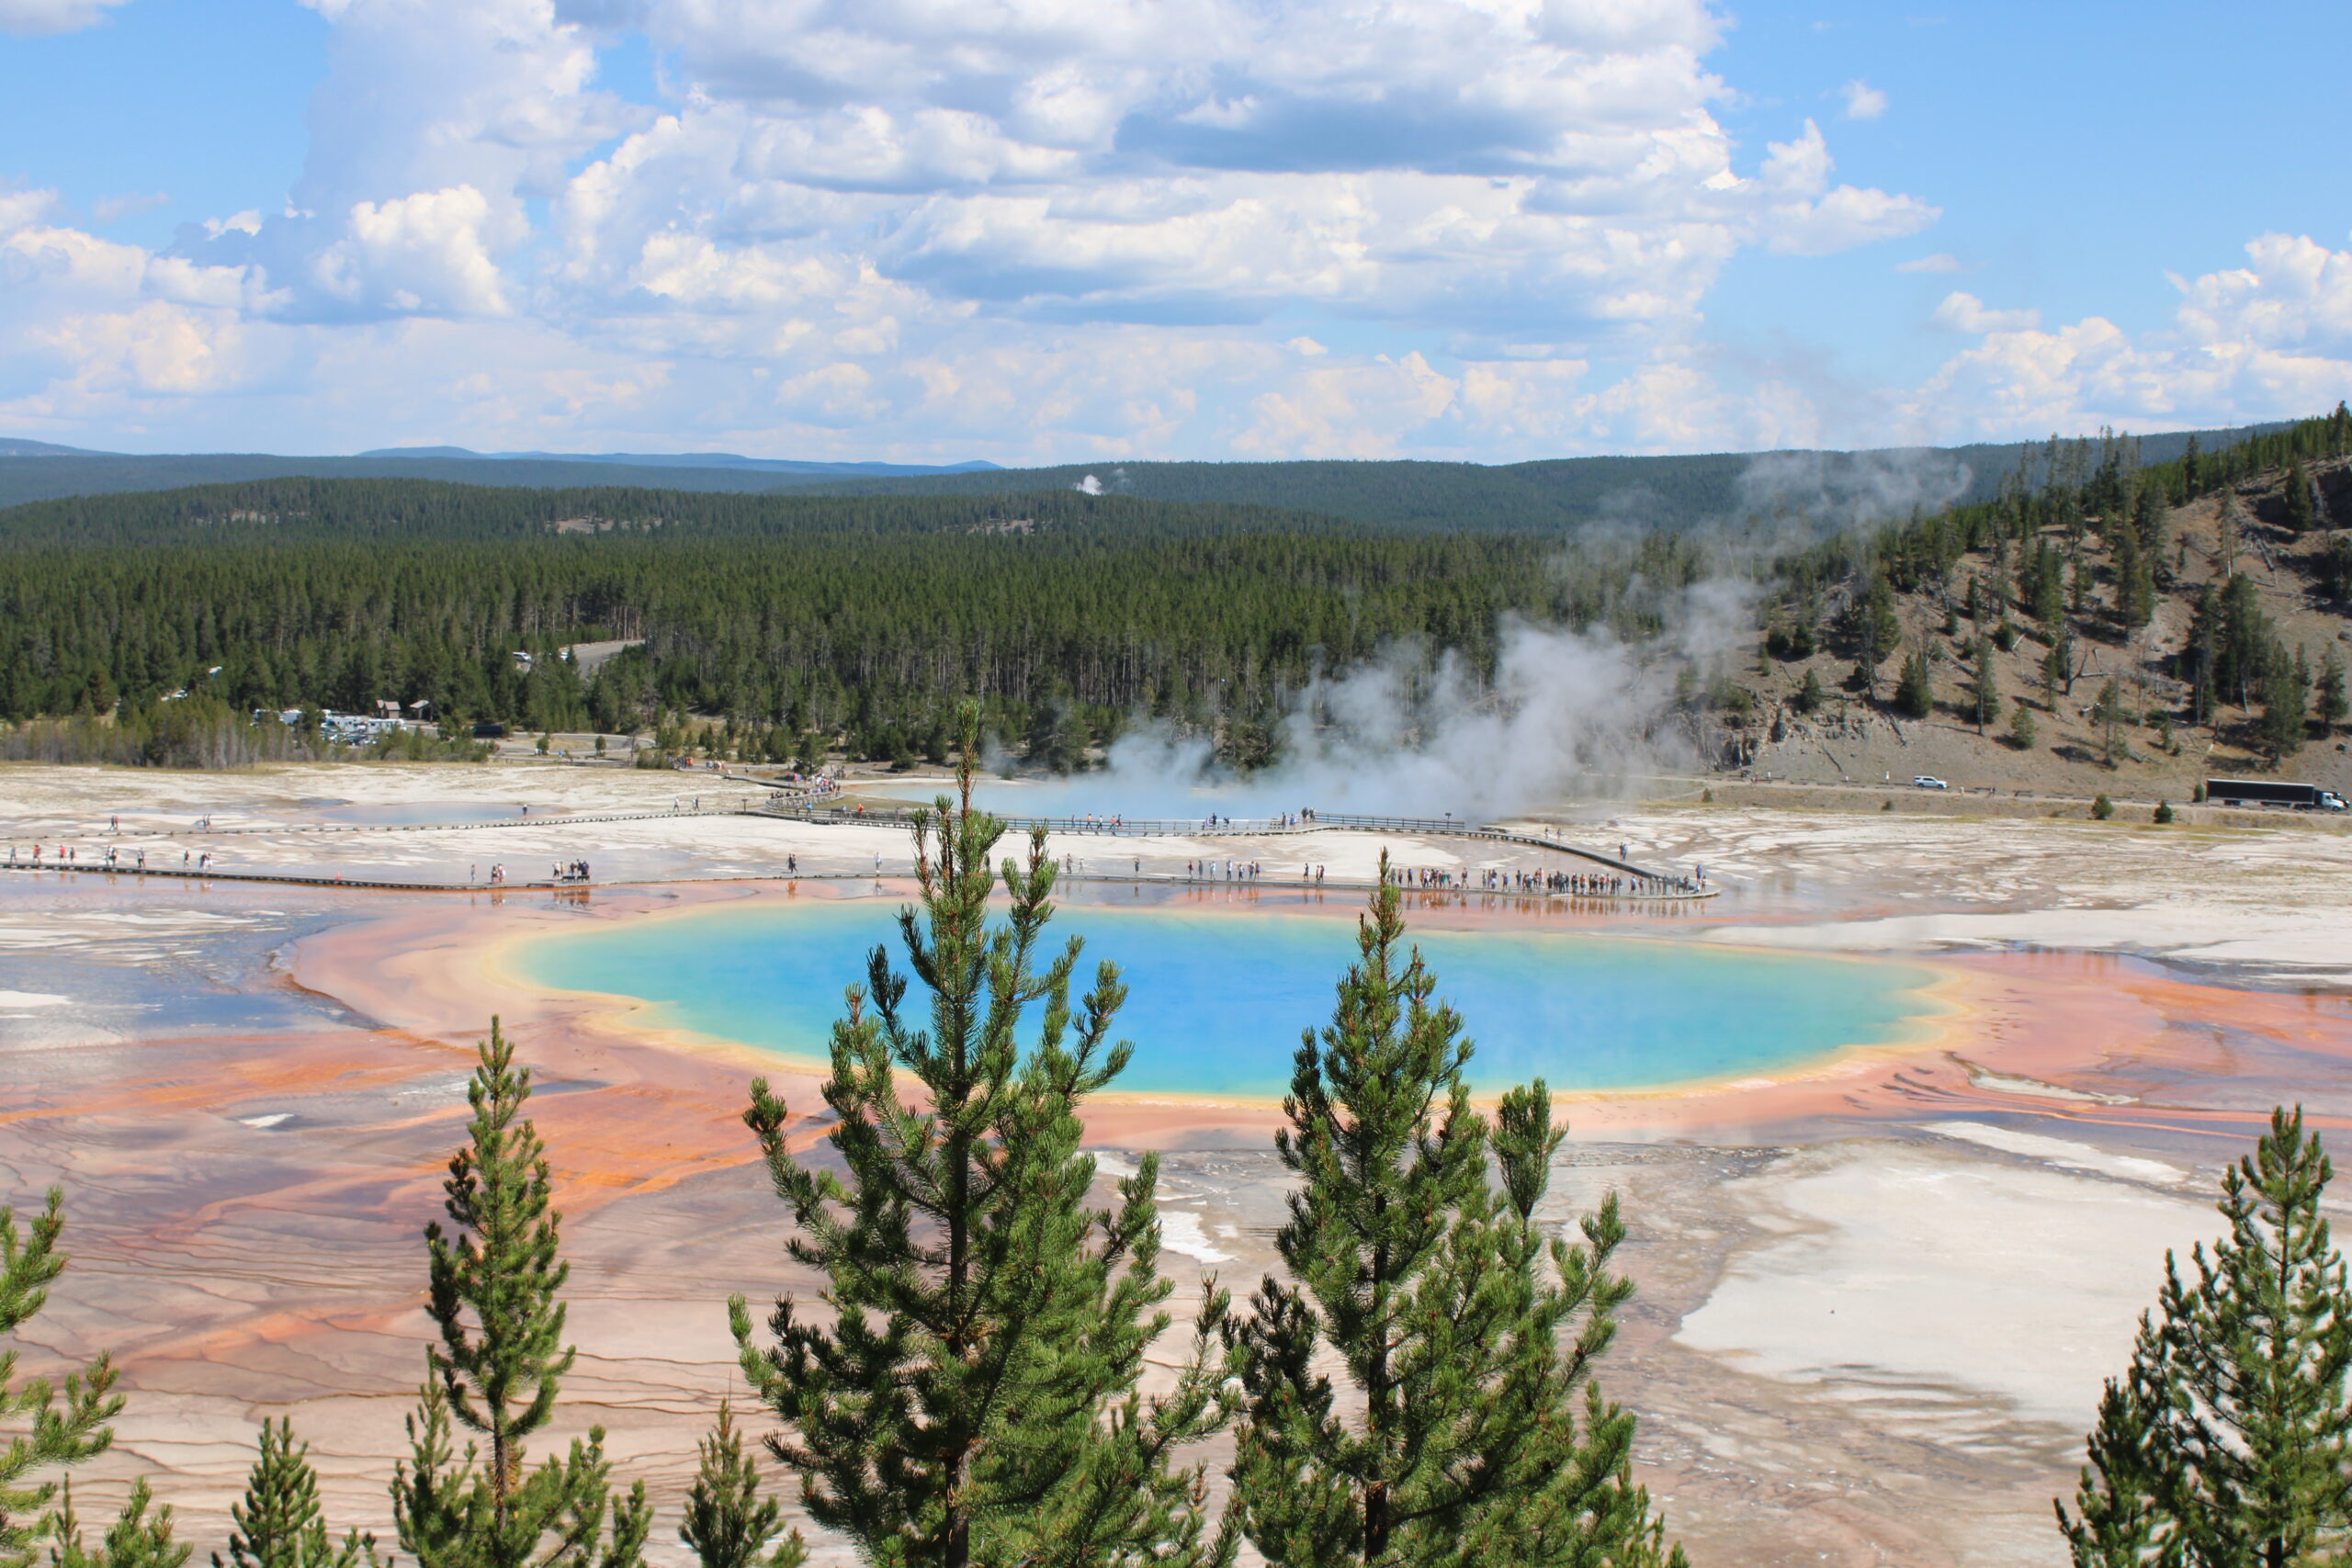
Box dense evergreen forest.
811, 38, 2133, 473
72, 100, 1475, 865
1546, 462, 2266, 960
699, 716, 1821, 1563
1, 409, 2340, 772
0, 482, 1706, 768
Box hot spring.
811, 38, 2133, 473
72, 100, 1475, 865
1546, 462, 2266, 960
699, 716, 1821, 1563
510, 893, 1951, 1097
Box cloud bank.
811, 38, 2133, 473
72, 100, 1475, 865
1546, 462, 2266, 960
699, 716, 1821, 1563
0, 0, 2344, 458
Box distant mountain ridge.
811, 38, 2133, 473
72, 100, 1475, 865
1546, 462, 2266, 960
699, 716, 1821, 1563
0, 438, 104, 457
0, 423, 2293, 527
355, 446, 1001, 477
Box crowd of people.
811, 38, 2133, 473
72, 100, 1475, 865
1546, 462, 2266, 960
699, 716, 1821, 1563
1391, 863, 1702, 898
5, 844, 213, 871
1178, 858, 1315, 882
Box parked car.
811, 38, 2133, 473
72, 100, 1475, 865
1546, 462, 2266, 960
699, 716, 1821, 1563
1913, 775, 1949, 790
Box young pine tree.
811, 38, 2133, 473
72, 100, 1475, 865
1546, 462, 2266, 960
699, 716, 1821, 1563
215, 1420, 377, 1568
2008, 699, 2039, 750
678, 1404, 802, 1568
1894, 645, 1934, 720
732, 711, 1235, 1568
2259, 647, 2310, 760
1227, 865, 1683, 1568
0, 1191, 126, 1568
392, 1021, 651, 1568
2061, 1107, 2352, 1565
47, 1480, 186, 1568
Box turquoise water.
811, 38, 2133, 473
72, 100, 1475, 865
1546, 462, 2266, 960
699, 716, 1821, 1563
514, 898, 1947, 1096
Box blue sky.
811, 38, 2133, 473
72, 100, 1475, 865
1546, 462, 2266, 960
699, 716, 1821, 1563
1, 0, 2346, 461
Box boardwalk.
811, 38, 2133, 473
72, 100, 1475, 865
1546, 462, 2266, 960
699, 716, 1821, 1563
3, 795, 1714, 901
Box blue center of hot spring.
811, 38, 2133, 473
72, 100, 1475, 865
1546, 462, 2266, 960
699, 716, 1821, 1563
514, 897, 1945, 1096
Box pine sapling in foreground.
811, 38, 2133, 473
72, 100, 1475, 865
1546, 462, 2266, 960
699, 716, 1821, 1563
393, 1020, 651, 1568
732, 710, 1235, 1568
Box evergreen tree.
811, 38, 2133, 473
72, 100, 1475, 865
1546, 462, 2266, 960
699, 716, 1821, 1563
1227, 865, 1683, 1568
1894, 645, 1934, 719
2112, 523, 2154, 631
2285, 455, 2315, 533
2258, 648, 2310, 761
2133, 486, 2169, 561
0, 1192, 122, 1568
2185, 583, 2221, 725
2030, 541, 2066, 626
2059, 1312, 2174, 1565
678, 1404, 804, 1568
732, 711, 1236, 1568
2007, 699, 2038, 750
2060, 1107, 2352, 1565
215, 1420, 377, 1568
392, 1021, 652, 1568
1972, 636, 1998, 735
2318, 647, 2347, 734
1846, 572, 1900, 696
2094, 678, 2125, 765
2042, 629, 2075, 705
47, 1480, 186, 1568
1792, 667, 1824, 716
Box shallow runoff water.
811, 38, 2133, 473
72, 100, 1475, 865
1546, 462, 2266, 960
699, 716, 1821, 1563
514, 895, 1947, 1098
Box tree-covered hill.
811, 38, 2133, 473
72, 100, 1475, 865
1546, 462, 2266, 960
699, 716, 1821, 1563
0, 477, 1350, 547
0, 422, 2291, 526
0, 479, 1701, 766
1715, 409, 2352, 794
0, 452, 874, 509
2, 412, 2342, 781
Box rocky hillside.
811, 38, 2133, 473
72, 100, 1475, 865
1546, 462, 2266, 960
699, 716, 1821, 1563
1707, 429, 2352, 805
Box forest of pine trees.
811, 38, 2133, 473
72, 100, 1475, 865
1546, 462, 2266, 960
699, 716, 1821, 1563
0, 485, 1709, 772
0, 408, 2346, 773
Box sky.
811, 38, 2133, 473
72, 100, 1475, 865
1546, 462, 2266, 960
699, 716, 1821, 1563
1, 0, 2347, 463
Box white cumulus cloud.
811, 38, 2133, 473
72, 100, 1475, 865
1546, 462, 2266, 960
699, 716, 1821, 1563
1930, 290, 2040, 333
313, 186, 523, 317
0, 0, 129, 35
1839, 79, 1888, 120
1903, 233, 2352, 440
17, 0, 2331, 461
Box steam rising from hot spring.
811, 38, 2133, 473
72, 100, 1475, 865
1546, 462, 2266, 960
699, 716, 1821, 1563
994, 600, 1751, 820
